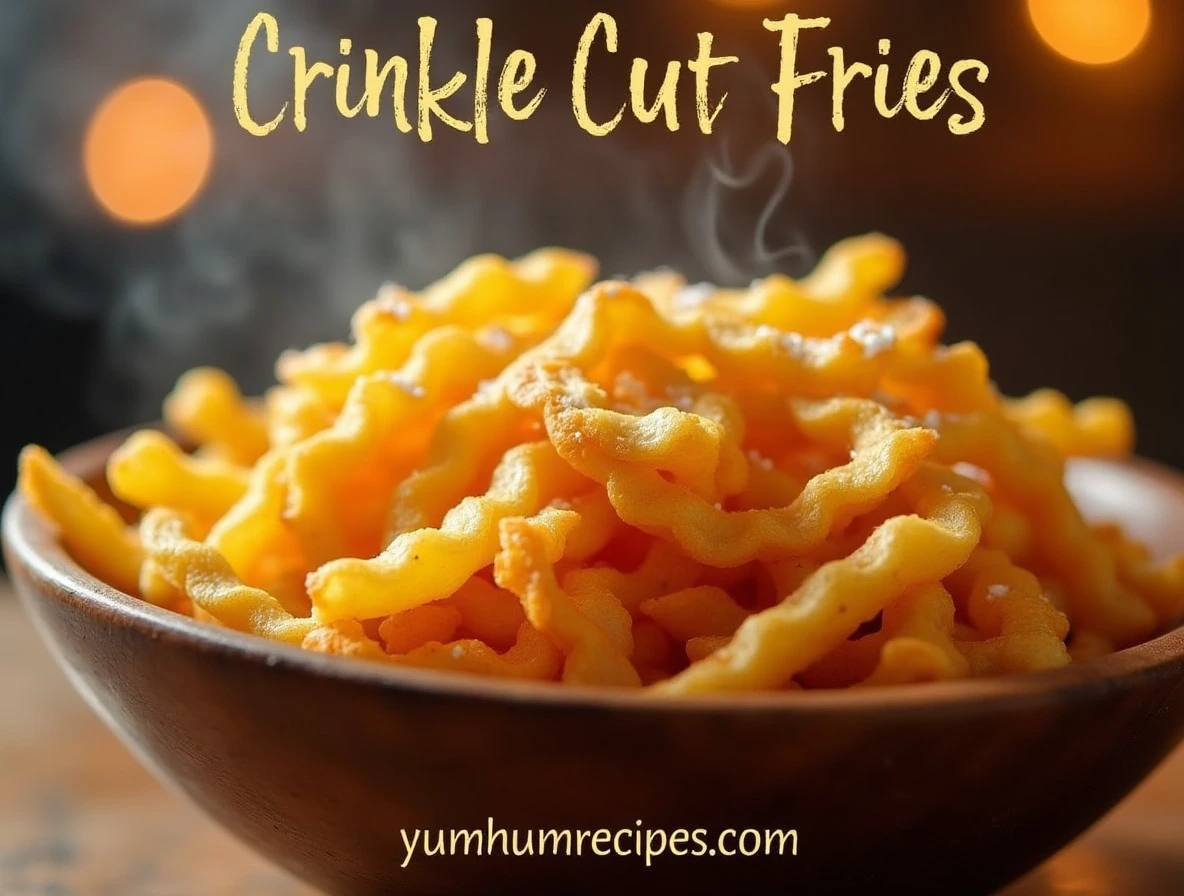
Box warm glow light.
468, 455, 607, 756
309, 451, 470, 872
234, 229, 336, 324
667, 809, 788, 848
84, 77, 214, 226
1028, 0, 1151, 65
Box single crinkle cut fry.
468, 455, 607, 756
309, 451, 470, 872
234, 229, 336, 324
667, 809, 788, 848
494, 518, 641, 687
391, 623, 563, 682
602, 398, 936, 567
656, 233, 905, 337
385, 393, 535, 538
106, 430, 249, 534
264, 385, 337, 448
652, 463, 989, 694
945, 547, 1071, 675
18, 446, 143, 597
378, 603, 463, 655
308, 441, 589, 622
508, 358, 747, 502
304, 621, 390, 661
447, 577, 527, 651
141, 508, 314, 645
640, 586, 748, 643
1003, 389, 1135, 458
857, 584, 970, 687
205, 451, 308, 601
164, 367, 270, 465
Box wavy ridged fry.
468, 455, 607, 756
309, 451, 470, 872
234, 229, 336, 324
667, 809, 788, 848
558, 490, 621, 561
278, 249, 595, 406
603, 398, 935, 566
18, 446, 143, 596
141, 509, 313, 644
1003, 389, 1135, 458
494, 519, 640, 687
560, 538, 702, 616
935, 412, 1156, 645
663, 234, 906, 337
284, 327, 509, 564
858, 585, 969, 686
448, 577, 526, 650
308, 441, 588, 622
205, 452, 305, 591
640, 586, 748, 642
527, 284, 898, 402
107, 430, 249, 533
391, 622, 563, 681
1094, 523, 1184, 627
653, 464, 989, 694
164, 367, 269, 465
509, 358, 746, 501
378, 604, 463, 655
18, 234, 1181, 693
946, 547, 1071, 674
264, 385, 336, 448
304, 621, 390, 661
884, 342, 996, 414
386, 394, 534, 537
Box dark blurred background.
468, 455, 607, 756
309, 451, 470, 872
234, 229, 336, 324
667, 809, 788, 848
2, 0, 1182, 502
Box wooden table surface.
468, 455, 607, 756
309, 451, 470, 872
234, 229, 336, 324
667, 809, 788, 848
2, 584, 1181, 895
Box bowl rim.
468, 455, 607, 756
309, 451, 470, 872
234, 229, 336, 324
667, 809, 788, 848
5, 428, 1184, 716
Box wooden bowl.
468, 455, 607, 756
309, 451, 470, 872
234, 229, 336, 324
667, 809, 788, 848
5, 431, 1184, 896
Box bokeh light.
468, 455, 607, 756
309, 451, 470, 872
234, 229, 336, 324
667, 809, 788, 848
83, 77, 214, 226
1028, 0, 1151, 66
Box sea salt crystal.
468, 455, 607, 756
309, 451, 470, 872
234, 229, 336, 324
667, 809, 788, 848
614, 371, 649, 404
781, 332, 806, 357
674, 282, 716, 310
451, 645, 465, 660
986, 584, 1010, 600
848, 321, 897, 358
480, 326, 514, 353
389, 376, 426, 399
747, 451, 774, 471
375, 286, 413, 320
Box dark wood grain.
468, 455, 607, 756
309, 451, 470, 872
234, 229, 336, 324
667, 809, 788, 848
4, 435, 1184, 895
3, 591, 1182, 895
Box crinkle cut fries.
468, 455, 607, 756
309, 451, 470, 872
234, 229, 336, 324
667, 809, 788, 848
18, 235, 1184, 693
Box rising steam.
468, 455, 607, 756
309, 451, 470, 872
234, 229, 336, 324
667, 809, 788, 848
0, 0, 816, 426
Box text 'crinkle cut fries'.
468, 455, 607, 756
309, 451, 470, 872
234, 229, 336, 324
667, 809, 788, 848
18, 238, 1184, 693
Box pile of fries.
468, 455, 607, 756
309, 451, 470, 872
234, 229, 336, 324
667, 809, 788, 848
18, 235, 1184, 693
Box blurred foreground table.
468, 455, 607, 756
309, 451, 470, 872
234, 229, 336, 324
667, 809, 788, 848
1, 583, 1181, 895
